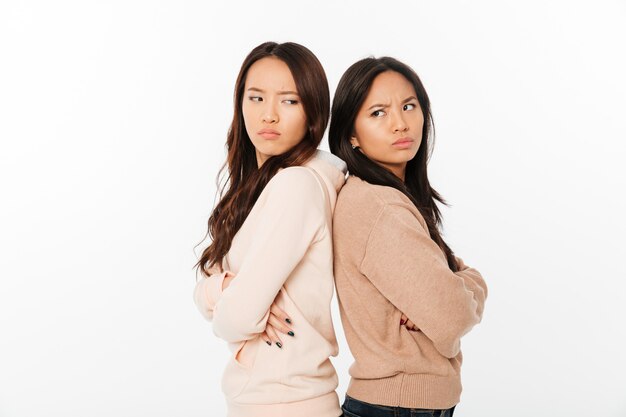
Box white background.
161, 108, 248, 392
1, 1, 625, 416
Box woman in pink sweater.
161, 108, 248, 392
328, 57, 488, 417
193, 42, 346, 417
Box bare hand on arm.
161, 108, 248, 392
261, 303, 294, 348
400, 313, 419, 331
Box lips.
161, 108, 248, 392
258, 128, 281, 139
393, 137, 414, 145
392, 137, 415, 149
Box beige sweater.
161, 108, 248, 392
194, 151, 347, 417
332, 175, 488, 409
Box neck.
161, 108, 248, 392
378, 161, 406, 181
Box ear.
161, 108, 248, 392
350, 135, 360, 148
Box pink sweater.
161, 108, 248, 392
194, 150, 347, 417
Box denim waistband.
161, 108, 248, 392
342, 395, 456, 417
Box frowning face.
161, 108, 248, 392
242, 57, 308, 167
351, 71, 424, 180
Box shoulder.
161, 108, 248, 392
339, 176, 413, 204
337, 176, 382, 209
336, 176, 413, 213
377, 202, 429, 235
267, 166, 322, 194
260, 166, 325, 210
336, 176, 428, 233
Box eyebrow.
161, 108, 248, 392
247, 87, 300, 95
367, 96, 418, 110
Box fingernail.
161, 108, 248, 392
276, 342, 282, 349
285, 318, 292, 324
288, 331, 295, 337
266, 341, 272, 346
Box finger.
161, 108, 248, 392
400, 314, 408, 325
405, 319, 416, 330
270, 303, 292, 325
261, 332, 272, 346
268, 308, 293, 333
268, 313, 294, 337
265, 324, 283, 348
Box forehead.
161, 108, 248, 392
244, 57, 297, 92
365, 71, 416, 101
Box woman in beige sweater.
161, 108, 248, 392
193, 42, 346, 417
328, 57, 488, 417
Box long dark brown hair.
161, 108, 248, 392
196, 42, 330, 276
329, 57, 458, 272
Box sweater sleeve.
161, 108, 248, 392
211, 168, 325, 343
193, 261, 235, 321
454, 256, 487, 319
360, 204, 487, 358
193, 270, 228, 322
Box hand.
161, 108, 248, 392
217, 274, 294, 348
400, 313, 419, 331
261, 303, 294, 349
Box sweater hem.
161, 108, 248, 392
227, 391, 341, 417
347, 373, 461, 410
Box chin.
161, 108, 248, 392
388, 156, 415, 164
396, 151, 419, 162
258, 146, 284, 157
256, 145, 290, 160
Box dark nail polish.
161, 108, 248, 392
266, 341, 272, 346
285, 318, 292, 324
288, 331, 295, 337
276, 342, 282, 349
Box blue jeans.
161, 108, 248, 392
342, 395, 456, 417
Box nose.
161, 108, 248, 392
262, 99, 279, 124
392, 111, 408, 133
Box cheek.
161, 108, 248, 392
356, 120, 385, 150
242, 104, 263, 139
412, 112, 425, 135
415, 119, 424, 134
241, 103, 253, 126
283, 109, 308, 141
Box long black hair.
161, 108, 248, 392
329, 57, 458, 272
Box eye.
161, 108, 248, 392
283, 99, 299, 105
403, 103, 416, 111
248, 96, 263, 102
371, 109, 386, 117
